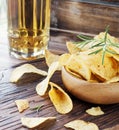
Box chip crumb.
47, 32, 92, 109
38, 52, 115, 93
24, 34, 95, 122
86, 106, 104, 116
15, 99, 29, 113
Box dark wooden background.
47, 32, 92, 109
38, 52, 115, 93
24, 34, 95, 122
51, 0, 119, 37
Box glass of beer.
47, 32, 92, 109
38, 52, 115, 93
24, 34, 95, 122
7, 0, 51, 60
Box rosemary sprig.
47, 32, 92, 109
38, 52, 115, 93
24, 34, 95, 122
88, 48, 102, 55
74, 26, 119, 65
75, 35, 93, 49
100, 25, 109, 64
77, 34, 92, 41
30, 104, 44, 112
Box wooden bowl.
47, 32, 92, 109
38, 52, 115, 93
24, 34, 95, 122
61, 67, 119, 104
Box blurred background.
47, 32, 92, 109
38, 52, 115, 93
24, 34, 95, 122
0, 0, 7, 43
0, 0, 119, 41
51, 0, 119, 37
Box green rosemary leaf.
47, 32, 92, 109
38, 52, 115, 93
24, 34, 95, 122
78, 41, 91, 48
88, 48, 102, 55
74, 40, 91, 49
30, 104, 44, 112
110, 43, 119, 48
77, 34, 92, 41
108, 39, 119, 48
74, 41, 87, 45
101, 27, 109, 65
74, 25, 119, 64
104, 25, 109, 42
102, 45, 107, 65
90, 41, 104, 48
106, 49, 119, 55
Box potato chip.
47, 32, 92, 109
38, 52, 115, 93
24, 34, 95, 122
59, 53, 71, 66
94, 32, 117, 43
45, 50, 71, 70
94, 32, 119, 61
94, 32, 119, 60
106, 47, 119, 62
10, 64, 47, 83
86, 106, 104, 116
65, 54, 91, 80
21, 117, 56, 129
86, 53, 118, 81
49, 82, 73, 114
65, 66, 82, 79
66, 41, 81, 54
15, 99, 29, 113
110, 54, 119, 62
45, 49, 60, 67
36, 62, 59, 96
64, 32, 119, 83
106, 75, 119, 83
74, 56, 92, 80
64, 119, 99, 130
110, 46, 119, 54
95, 32, 119, 45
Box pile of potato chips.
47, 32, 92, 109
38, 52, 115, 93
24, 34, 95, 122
45, 32, 119, 83
66, 32, 119, 83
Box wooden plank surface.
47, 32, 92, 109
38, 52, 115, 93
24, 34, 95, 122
1, 29, 119, 130
51, 0, 119, 37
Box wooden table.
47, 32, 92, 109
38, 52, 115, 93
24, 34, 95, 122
1, 27, 119, 130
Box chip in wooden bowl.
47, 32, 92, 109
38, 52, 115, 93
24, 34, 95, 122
61, 66, 119, 104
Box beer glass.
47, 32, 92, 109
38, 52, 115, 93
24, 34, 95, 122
7, 0, 51, 60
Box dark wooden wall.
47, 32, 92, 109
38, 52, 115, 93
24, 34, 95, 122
51, 0, 119, 37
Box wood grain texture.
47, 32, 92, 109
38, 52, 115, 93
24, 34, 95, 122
104, 125, 119, 130
51, 0, 119, 37
0, 29, 119, 130
1, 60, 119, 130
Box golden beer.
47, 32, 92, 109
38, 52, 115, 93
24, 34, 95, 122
7, 0, 50, 60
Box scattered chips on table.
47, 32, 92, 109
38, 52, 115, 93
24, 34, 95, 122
15, 99, 29, 113
10, 64, 47, 83
36, 62, 59, 96
64, 119, 99, 130
86, 106, 104, 116
49, 82, 73, 114
21, 117, 56, 129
